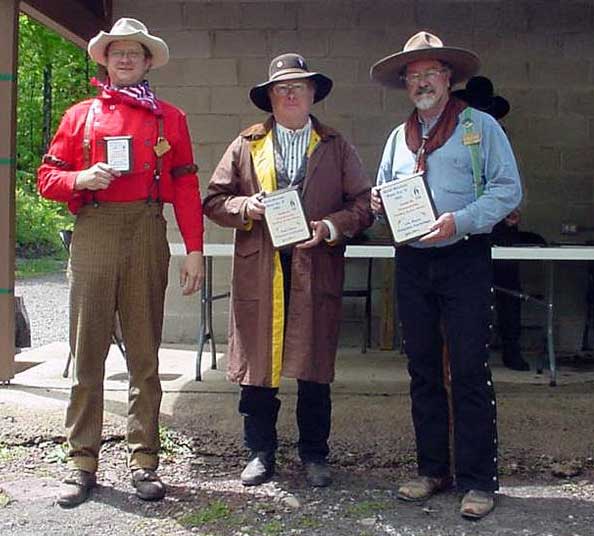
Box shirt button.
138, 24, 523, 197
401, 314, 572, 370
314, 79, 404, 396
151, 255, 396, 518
487, 380, 492, 386
143, 163, 150, 169
144, 140, 152, 147
109, 105, 115, 110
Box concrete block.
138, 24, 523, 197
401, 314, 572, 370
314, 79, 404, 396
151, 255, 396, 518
187, 114, 240, 144
416, 1, 476, 34
306, 58, 359, 84
472, 2, 505, 32
527, 1, 592, 34
238, 58, 270, 86
514, 145, 561, 176
183, 2, 242, 29
530, 117, 588, 146
503, 88, 557, 118
502, 33, 563, 60
156, 30, 211, 59
297, 1, 355, 29
240, 3, 298, 29
353, 115, 399, 146
310, 114, 353, 141
384, 89, 414, 116
154, 86, 210, 113
501, 1, 530, 33
240, 113, 269, 130
213, 31, 267, 57
114, 1, 182, 29
211, 86, 253, 114
354, 1, 415, 29
355, 144, 383, 177
529, 61, 590, 87
325, 86, 382, 115
328, 30, 395, 58
148, 59, 238, 87
269, 30, 327, 57
563, 32, 594, 59
561, 147, 594, 173
560, 90, 594, 117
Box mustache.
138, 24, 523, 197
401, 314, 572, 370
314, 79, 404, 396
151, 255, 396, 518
415, 87, 435, 96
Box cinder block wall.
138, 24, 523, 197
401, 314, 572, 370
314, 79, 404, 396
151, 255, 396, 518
114, 0, 594, 351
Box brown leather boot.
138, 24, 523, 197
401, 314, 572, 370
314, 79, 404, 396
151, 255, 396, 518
57, 469, 96, 508
131, 469, 166, 501
397, 476, 453, 502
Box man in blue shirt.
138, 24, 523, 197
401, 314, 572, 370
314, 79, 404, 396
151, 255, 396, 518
370, 32, 522, 519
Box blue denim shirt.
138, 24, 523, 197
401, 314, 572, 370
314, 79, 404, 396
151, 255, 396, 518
376, 108, 523, 247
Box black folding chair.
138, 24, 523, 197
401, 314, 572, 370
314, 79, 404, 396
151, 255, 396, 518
59, 229, 127, 378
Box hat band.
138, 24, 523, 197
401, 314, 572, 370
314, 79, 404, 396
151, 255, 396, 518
270, 68, 310, 81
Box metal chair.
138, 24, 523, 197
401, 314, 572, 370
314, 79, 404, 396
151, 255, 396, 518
59, 229, 127, 377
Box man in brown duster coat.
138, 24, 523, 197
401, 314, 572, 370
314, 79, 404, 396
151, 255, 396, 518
203, 54, 372, 487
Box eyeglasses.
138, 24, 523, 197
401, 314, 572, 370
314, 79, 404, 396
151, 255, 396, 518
108, 49, 145, 62
403, 69, 447, 85
271, 82, 311, 97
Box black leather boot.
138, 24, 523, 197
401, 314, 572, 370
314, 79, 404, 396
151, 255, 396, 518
240, 451, 275, 486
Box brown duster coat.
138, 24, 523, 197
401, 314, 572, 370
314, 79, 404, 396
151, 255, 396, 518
203, 116, 372, 387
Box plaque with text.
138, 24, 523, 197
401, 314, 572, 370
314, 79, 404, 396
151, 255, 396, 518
104, 136, 132, 173
261, 187, 311, 248
378, 172, 438, 246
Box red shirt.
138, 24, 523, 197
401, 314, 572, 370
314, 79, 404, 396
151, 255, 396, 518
38, 90, 203, 252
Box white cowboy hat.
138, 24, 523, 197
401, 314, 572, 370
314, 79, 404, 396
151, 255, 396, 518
87, 18, 169, 69
371, 31, 480, 89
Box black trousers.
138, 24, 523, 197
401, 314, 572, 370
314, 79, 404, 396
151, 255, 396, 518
396, 236, 499, 492
238, 249, 331, 463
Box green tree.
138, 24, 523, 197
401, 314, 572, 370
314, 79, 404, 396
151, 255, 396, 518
16, 14, 97, 256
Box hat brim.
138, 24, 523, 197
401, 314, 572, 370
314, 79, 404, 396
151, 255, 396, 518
249, 72, 333, 112
451, 90, 510, 120
88, 31, 169, 69
370, 47, 480, 89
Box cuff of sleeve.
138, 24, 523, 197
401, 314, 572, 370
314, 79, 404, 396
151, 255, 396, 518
66, 171, 81, 195
183, 239, 203, 253
453, 209, 472, 236
323, 219, 338, 243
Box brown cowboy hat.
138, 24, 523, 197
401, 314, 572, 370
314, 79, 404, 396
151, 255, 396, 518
452, 76, 511, 120
249, 53, 333, 112
370, 31, 480, 89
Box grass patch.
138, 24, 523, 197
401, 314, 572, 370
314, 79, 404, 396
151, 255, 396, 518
15, 256, 67, 278
45, 442, 69, 464
0, 441, 27, 463
179, 500, 234, 528
345, 499, 388, 518
260, 519, 284, 535
159, 426, 192, 457
298, 516, 322, 529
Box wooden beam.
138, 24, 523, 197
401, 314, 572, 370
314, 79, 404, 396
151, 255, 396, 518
0, 0, 18, 383
21, 0, 111, 48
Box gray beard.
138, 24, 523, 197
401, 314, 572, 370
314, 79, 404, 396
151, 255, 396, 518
414, 94, 439, 110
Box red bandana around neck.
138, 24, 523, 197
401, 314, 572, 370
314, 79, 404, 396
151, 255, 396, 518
91, 77, 162, 115
405, 96, 468, 173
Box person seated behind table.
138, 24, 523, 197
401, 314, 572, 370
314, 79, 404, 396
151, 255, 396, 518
454, 77, 546, 371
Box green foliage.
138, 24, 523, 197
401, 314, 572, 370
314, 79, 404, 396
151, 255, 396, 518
16, 171, 72, 257
17, 14, 96, 187
179, 500, 233, 528
16, 15, 92, 256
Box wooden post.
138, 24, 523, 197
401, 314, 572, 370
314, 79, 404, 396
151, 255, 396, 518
0, 0, 18, 383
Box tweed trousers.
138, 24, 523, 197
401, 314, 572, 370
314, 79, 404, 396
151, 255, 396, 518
66, 201, 170, 473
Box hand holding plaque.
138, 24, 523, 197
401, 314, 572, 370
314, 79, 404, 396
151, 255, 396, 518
261, 187, 311, 248
377, 172, 438, 246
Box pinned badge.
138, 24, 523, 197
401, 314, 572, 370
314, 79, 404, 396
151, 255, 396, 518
154, 137, 171, 157
463, 132, 481, 145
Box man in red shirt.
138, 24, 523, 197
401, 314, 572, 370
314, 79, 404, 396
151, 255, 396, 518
38, 18, 204, 507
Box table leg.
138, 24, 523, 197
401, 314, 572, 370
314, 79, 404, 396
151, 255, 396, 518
546, 260, 556, 386
206, 257, 217, 370
195, 255, 209, 381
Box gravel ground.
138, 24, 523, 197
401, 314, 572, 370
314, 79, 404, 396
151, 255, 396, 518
4, 273, 594, 535
15, 272, 69, 349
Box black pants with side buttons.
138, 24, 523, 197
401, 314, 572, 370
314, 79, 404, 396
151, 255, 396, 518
396, 235, 498, 492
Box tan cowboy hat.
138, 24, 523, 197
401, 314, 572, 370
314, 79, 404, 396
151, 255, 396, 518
88, 18, 169, 69
370, 31, 480, 89
250, 53, 333, 112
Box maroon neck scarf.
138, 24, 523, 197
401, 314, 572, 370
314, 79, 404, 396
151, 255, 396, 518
91, 77, 162, 115
405, 96, 467, 173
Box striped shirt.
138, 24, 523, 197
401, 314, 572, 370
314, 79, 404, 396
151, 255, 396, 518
275, 118, 312, 184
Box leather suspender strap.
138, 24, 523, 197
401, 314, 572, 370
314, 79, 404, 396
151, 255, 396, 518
462, 107, 484, 199
82, 100, 99, 206
149, 115, 165, 202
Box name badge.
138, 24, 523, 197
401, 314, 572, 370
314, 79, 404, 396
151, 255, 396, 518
104, 136, 132, 173
154, 137, 171, 157
463, 132, 481, 146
